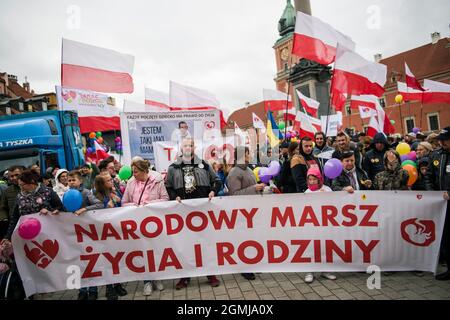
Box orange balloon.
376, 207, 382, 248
89, 132, 96, 139
403, 164, 418, 187
97, 137, 104, 144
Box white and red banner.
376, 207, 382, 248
292, 11, 355, 65
405, 63, 425, 92
397, 82, 423, 102
12, 192, 447, 297
263, 89, 292, 112
297, 89, 320, 117
61, 38, 134, 93
423, 79, 450, 104
332, 44, 387, 97
56, 86, 120, 133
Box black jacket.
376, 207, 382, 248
279, 159, 297, 193
165, 156, 222, 200
290, 153, 320, 193
332, 145, 362, 169
0, 184, 20, 222
332, 167, 371, 191
362, 133, 390, 181
425, 148, 450, 192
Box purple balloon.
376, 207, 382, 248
259, 174, 272, 184
266, 161, 281, 176
286, 133, 292, 139
407, 151, 416, 161
412, 127, 420, 134
259, 167, 269, 177
400, 155, 408, 162
324, 158, 343, 179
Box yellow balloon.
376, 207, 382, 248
396, 142, 411, 156
395, 94, 403, 104
253, 167, 261, 182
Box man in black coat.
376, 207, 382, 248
332, 151, 372, 192
363, 132, 390, 181
425, 126, 450, 280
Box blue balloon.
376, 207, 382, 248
63, 189, 83, 212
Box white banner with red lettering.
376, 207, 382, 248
12, 191, 447, 297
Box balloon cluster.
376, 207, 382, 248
396, 142, 419, 187
283, 130, 300, 143
84, 131, 106, 156
253, 161, 281, 184
115, 136, 123, 155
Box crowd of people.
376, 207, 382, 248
0, 126, 449, 300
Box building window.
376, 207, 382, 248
405, 117, 415, 133
428, 113, 440, 131
378, 98, 386, 108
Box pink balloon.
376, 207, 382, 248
408, 151, 416, 161
18, 218, 41, 240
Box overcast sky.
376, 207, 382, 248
1, 0, 449, 117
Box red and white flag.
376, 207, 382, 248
293, 111, 319, 139
169, 81, 227, 129
423, 79, 450, 104
283, 106, 297, 122
292, 11, 355, 65
350, 95, 378, 119
375, 103, 395, 135
61, 38, 134, 93
397, 81, 423, 102
366, 116, 382, 138
405, 62, 425, 91
332, 91, 347, 112
252, 112, 266, 130
87, 140, 111, 164
145, 87, 170, 110
296, 89, 320, 117
263, 88, 292, 112
332, 44, 387, 97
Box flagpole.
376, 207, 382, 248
284, 55, 294, 137
398, 101, 405, 135
419, 95, 424, 130
326, 68, 335, 136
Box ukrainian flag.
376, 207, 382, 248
266, 111, 283, 148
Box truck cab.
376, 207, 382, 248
0, 110, 84, 174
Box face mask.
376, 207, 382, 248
309, 184, 320, 191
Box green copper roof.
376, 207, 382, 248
278, 0, 296, 37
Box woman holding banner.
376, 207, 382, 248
122, 157, 170, 296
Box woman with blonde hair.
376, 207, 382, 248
122, 157, 169, 296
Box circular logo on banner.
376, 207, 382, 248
400, 218, 435, 247
433, 160, 439, 166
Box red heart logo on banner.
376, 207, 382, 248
205, 121, 215, 130
417, 195, 422, 200
24, 239, 59, 269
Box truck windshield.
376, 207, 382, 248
0, 155, 39, 171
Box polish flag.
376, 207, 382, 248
293, 111, 318, 139
375, 103, 395, 135
61, 38, 134, 93
332, 44, 387, 97
89, 140, 111, 164
145, 88, 170, 110
422, 79, 450, 104
397, 81, 423, 102
296, 89, 320, 117
282, 106, 297, 122
405, 63, 425, 91
350, 95, 378, 119
169, 81, 227, 129
252, 112, 266, 130
292, 11, 355, 65
366, 116, 381, 138
263, 89, 292, 112
332, 91, 347, 112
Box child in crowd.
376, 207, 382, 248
66, 170, 103, 300
303, 167, 337, 283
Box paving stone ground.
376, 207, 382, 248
37, 265, 450, 300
